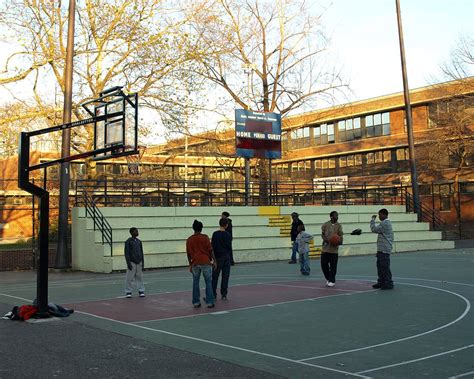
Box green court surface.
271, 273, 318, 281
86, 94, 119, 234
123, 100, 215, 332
1, 249, 473, 378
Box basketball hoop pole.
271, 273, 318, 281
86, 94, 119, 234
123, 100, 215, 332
18, 134, 50, 316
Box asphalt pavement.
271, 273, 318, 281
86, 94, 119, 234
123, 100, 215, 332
0, 301, 280, 378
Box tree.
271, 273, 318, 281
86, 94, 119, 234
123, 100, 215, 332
419, 35, 474, 234
184, 0, 347, 202
0, 0, 197, 169
440, 34, 474, 83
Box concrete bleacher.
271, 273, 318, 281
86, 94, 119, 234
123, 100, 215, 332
72, 205, 454, 273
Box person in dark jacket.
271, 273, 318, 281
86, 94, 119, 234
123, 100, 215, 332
124, 227, 145, 298
221, 211, 235, 265
289, 212, 304, 264
211, 217, 232, 300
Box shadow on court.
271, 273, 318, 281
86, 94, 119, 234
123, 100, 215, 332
1, 248, 473, 378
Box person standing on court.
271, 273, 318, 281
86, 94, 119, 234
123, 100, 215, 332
321, 211, 343, 287
295, 224, 313, 275
221, 211, 235, 265
186, 220, 216, 308
211, 217, 232, 300
124, 227, 145, 298
289, 212, 304, 264
370, 208, 394, 290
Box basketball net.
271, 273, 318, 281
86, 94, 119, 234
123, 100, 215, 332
126, 145, 146, 175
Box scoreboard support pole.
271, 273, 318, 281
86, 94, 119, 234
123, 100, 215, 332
268, 158, 272, 205
245, 158, 250, 206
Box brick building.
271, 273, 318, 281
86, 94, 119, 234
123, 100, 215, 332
1, 78, 473, 243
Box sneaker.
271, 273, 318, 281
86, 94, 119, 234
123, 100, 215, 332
381, 285, 394, 290
139, 292, 145, 297
288, 260, 297, 264
193, 303, 201, 308
301, 272, 310, 276
327, 282, 335, 287
207, 304, 215, 308
126, 293, 132, 298
326, 281, 330, 286
372, 283, 382, 289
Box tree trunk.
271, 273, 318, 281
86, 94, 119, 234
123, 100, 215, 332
257, 158, 269, 205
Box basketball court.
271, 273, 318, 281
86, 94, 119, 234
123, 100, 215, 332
1, 249, 472, 378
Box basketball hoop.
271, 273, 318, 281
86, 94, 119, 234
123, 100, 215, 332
126, 145, 146, 175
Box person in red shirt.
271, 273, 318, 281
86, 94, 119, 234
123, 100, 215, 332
186, 220, 216, 308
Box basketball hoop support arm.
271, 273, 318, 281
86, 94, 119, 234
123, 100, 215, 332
17, 88, 138, 315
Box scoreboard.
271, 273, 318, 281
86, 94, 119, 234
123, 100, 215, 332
235, 109, 282, 159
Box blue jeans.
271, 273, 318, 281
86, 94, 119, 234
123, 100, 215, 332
212, 255, 231, 298
291, 241, 298, 261
376, 252, 393, 287
191, 265, 214, 305
299, 252, 310, 274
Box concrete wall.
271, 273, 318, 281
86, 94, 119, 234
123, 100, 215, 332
72, 205, 454, 273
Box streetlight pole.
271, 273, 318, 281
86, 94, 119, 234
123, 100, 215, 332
242, 64, 253, 205
55, 0, 76, 268
395, 0, 421, 220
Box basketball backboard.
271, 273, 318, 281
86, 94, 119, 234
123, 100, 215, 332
82, 86, 138, 161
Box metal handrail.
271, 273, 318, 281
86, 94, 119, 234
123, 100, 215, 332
402, 188, 447, 237
73, 178, 407, 207
83, 191, 113, 256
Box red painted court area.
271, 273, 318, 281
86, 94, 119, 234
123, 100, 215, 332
68, 280, 373, 323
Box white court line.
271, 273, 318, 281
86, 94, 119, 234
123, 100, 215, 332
340, 275, 474, 288
357, 344, 474, 374
136, 290, 365, 324
39, 277, 337, 307
0, 274, 301, 291
0, 293, 32, 302
299, 283, 471, 362
6, 270, 470, 292
263, 283, 368, 293
76, 310, 371, 379
449, 370, 474, 378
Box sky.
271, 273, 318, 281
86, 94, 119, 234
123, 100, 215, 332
0, 0, 472, 144
318, 0, 474, 103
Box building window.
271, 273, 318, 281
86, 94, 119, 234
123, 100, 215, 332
428, 95, 474, 128
366, 150, 391, 165
397, 148, 409, 160
460, 182, 474, 194
440, 196, 451, 211
367, 152, 374, 165
291, 127, 310, 149
112, 164, 121, 175
314, 123, 335, 145
365, 112, 390, 137
339, 156, 347, 168
314, 158, 336, 176
281, 131, 288, 151
328, 124, 335, 143
338, 117, 361, 142
291, 162, 298, 172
